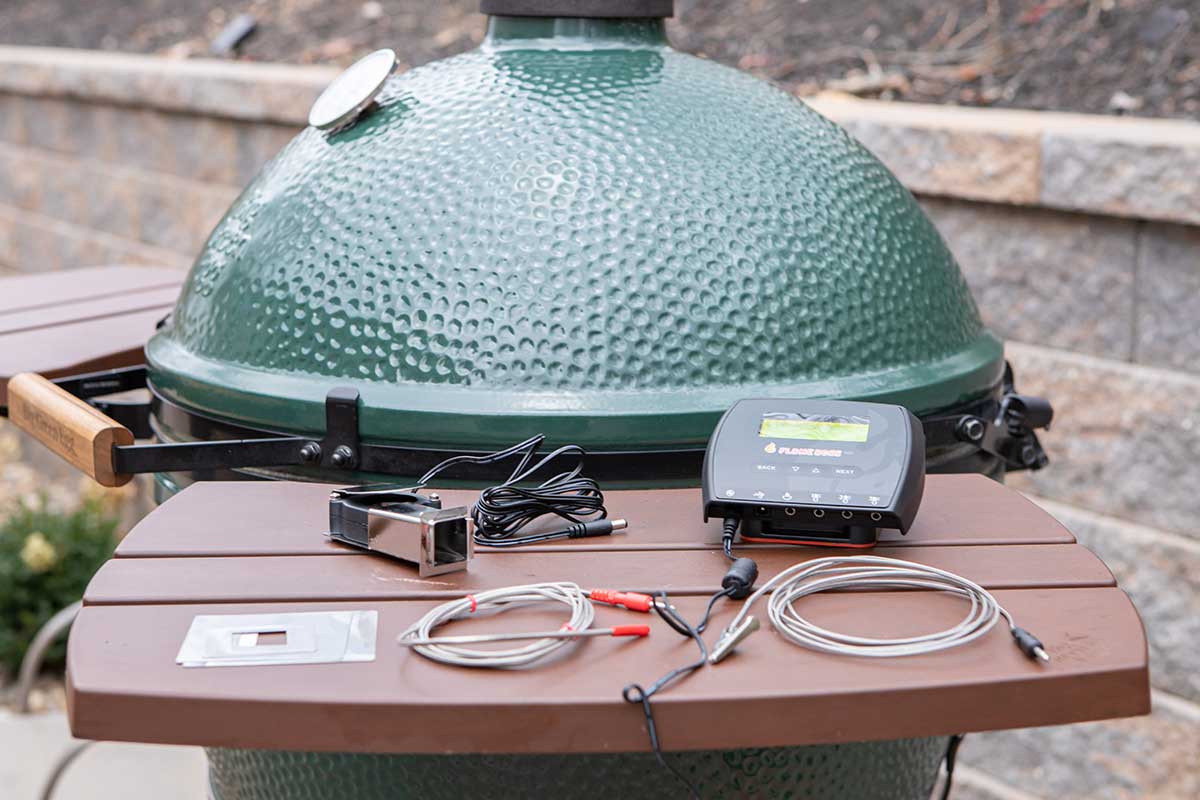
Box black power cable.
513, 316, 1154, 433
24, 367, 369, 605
417, 435, 625, 547
721, 518, 740, 561
939, 733, 966, 800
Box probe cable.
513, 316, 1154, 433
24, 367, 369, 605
396, 580, 743, 797
397, 582, 650, 668
622, 589, 727, 800
620, 555, 758, 798
416, 435, 626, 547
710, 555, 1050, 664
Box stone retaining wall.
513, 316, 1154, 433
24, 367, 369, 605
1, 46, 1197, 798
813, 95, 1200, 799
807, 94, 1200, 227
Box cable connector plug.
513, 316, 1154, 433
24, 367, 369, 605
721, 517, 740, 561
1011, 627, 1050, 663
589, 589, 654, 612
566, 518, 628, 539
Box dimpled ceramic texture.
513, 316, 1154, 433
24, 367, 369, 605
148, 22, 1003, 450
206, 738, 948, 799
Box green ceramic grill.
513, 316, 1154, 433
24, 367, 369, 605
0, 3, 1056, 797
138, 0, 1049, 490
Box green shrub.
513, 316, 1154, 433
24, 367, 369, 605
0, 495, 119, 674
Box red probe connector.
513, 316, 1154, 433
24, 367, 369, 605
611, 625, 651, 637
589, 589, 655, 612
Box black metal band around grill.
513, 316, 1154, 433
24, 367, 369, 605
146, 382, 709, 483
1, 364, 1050, 484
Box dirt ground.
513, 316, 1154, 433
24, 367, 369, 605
0, 0, 1196, 119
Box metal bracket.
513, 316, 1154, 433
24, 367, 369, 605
110, 387, 365, 476
319, 386, 362, 470
926, 362, 1053, 473
59, 365, 155, 437
50, 364, 148, 399
112, 434, 314, 475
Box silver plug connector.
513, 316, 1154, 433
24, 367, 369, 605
708, 615, 760, 664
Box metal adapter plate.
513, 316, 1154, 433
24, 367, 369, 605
176, 610, 377, 668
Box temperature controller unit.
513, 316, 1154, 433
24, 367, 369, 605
702, 399, 925, 547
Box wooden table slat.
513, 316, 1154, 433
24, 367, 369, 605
113, 474, 1075, 559
0, 286, 180, 336
0, 266, 183, 404
0, 266, 182, 315
84, 544, 1115, 606
0, 308, 167, 404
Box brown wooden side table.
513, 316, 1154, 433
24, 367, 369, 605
0, 265, 181, 407
65, 475, 1149, 799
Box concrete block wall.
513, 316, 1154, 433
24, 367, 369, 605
0, 48, 327, 273
2, 47, 1198, 798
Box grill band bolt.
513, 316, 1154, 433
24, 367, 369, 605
331, 445, 356, 468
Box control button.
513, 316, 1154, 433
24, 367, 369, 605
838, 494, 852, 504
810, 492, 823, 502
868, 496, 881, 506
791, 465, 801, 472
832, 466, 859, 477
782, 492, 793, 501
752, 490, 765, 499
810, 466, 823, 475
724, 489, 736, 498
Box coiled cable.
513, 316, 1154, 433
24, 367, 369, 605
716, 555, 1049, 661
417, 435, 621, 547
398, 582, 596, 668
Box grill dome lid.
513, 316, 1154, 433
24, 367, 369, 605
147, 8, 1003, 455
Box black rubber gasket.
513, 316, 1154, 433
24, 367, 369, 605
480, 0, 673, 19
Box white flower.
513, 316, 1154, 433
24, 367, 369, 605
21, 531, 58, 574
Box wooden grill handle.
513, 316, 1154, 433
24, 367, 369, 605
7, 372, 133, 487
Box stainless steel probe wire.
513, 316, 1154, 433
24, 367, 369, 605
398, 582, 596, 668
714, 555, 1048, 661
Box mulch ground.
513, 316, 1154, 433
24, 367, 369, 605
0, 0, 1196, 119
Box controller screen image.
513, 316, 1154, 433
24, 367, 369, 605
758, 412, 870, 443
